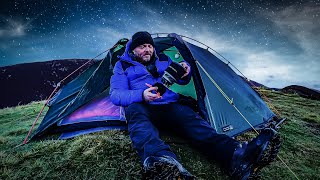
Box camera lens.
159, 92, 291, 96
161, 62, 186, 88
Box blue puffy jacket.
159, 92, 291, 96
110, 40, 191, 107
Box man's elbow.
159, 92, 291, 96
110, 92, 130, 107
110, 92, 122, 106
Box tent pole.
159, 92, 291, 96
22, 84, 61, 144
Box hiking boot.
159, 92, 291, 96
143, 155, 196, 180
230, 128, 276, 180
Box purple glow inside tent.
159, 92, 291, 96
59, 95, 125, 125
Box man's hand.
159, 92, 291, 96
179, 62, 191, 78
143, 84, 161, 102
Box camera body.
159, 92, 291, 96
153, 62, 186, 95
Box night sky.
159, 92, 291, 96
1, 0, 319, 89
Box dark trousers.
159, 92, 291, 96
125, 102, 239, 169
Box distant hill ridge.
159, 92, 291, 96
281, 85, 320, 100
0, 59, 95, 109
1, 59, 319, 109
239, 77, 320, 100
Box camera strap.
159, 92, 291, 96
146, 61, 160, 78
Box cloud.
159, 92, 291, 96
267, 3, 320, 57
205, 38, 320, 89
0, 17, 29, 38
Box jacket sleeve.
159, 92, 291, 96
110, 61, 144, 106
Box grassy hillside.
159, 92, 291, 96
0, 90, 319, 179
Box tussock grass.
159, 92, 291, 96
0, 91, 319, 179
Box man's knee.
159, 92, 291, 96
125, 103, 147, 117
125, 103, 152, 126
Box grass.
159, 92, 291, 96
0, 90, 319, 179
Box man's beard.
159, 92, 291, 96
135, 54, 152, 64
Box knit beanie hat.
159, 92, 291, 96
129, 31, 154, 52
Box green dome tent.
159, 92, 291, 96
29, 33, 280, 140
